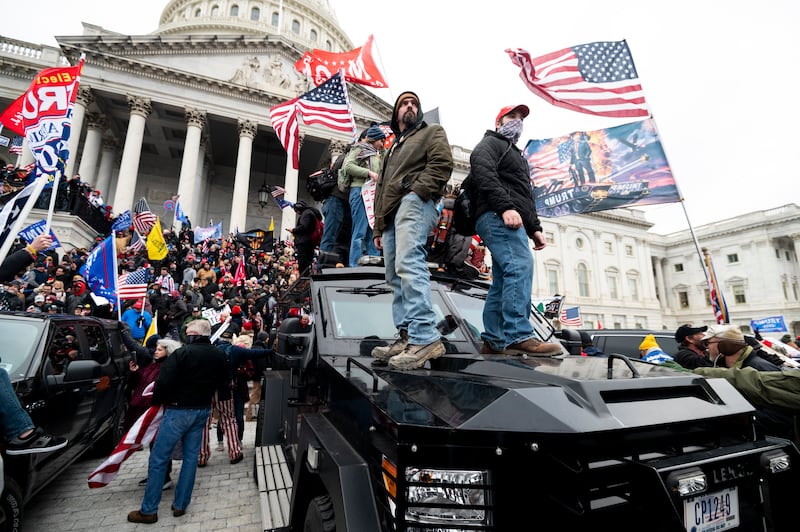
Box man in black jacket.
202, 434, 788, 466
288, 200, 321, 275
128, 319, 229, 524
467, 105, 562, 357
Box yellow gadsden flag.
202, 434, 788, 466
144, 310, 158, 344
146, 217, 168, 260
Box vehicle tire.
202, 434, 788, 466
0, 477, 23, 532
303, 495, 335, 532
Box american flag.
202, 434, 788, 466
8, 136, 23, 155
528, 138, 574, 183
127, 229, 144, 253
704, 251, 729, 324
271, 185, 286, 198
506, 41, 649, 118
117, 268, 149, 300
559, 306, 583, 327
132, 197, 156, 235
269, 71, 355, 170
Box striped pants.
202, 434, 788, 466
199, 392, 240, 464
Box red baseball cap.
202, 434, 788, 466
495, 104, 530, 125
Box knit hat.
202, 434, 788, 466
704, 326, 746, 345
364, 123, 386, 142
394, 91, 419, 118
638, 334, 659, 351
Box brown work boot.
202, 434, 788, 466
389, 340, 446, 370
372, 330, 409, 361
506, 338, 563, 356
128, 510, 158, 524
480, 342, 506, 354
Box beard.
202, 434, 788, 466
401, 110, 417, 128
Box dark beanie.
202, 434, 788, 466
364, 124, 386, 141
145, 334, 161, 352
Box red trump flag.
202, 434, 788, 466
295, 34, 387, 88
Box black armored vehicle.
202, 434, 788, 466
254, 266, 799, 532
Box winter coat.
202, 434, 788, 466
469, 130, 542, 237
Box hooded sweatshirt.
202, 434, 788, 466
372, 91, 453, 236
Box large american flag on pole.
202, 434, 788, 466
88, 404, 164, 488
132, 197, 156, 235
506, 41, 649, 118
269, 71, 355, 169
117, 269, 149, 300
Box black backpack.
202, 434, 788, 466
306, 168, 337, 201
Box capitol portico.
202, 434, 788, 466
1, 0, 798, 337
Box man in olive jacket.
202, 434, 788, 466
371, 91, 453, 370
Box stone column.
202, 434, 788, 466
77, 113, 105, 186
16, 139, 34, 168
329, 140, 347, 165
174, 108, 206, 232
95, 136, 117, 202
112, 95, 151, 215
188, 138, 207, 227
280, 134, 303, 236
229, 119, 257, 234
65, 86, 92, 179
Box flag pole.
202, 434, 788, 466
112, 232, 122, 321
0, 176, 49, 265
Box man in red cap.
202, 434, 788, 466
121, 298, 153, 343
464, 104, 562, 357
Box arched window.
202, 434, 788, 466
577, 263, 590, 297
194, 8, 202, 17
211, 4, 219, 16
271, 11, 279, 26
310, 29, 317, 42
291, 19, 300, 34
251, 7, 260, 21
230, 5, 239, 16
325, 40, 332, 51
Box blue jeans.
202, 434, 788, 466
0, 368, 33, 440
475, 211, 536, 350
382, 193, 440, 345
141, 406, 210, 514
349, 187, 377, 267
320, 196, 346, 252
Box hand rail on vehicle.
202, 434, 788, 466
607, 353, 641, 379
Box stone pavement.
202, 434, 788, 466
23, 418, 263, 531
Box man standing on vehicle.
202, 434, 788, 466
128, 319, 229, 523
467, 105, 562, 356
371, 91, 453, 370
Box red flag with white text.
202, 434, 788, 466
295, 34, 387, 88
0, 57, 85, 183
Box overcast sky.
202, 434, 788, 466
3, 0, 798, 234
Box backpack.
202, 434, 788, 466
306, 168, 337, 201
452, 175, 476, 237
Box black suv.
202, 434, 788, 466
0, 313, 131, 531
255, 267, 800, 531
580, 328, 679, 358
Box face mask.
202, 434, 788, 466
497, 118, 524, 144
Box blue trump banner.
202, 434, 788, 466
751, 316, 787, 334
193, 221, 223, 243
524, 118, 680, 217
112, 210, 131, 232
18, 219, 61, 251
82, 235, 117, 302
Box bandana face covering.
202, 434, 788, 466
497, 118, 523, 144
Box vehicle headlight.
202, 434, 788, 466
404, 467, 490, 526
761, 450, 791, 474
667, 467, 707, 497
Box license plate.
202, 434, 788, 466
683, 486, 739, 531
